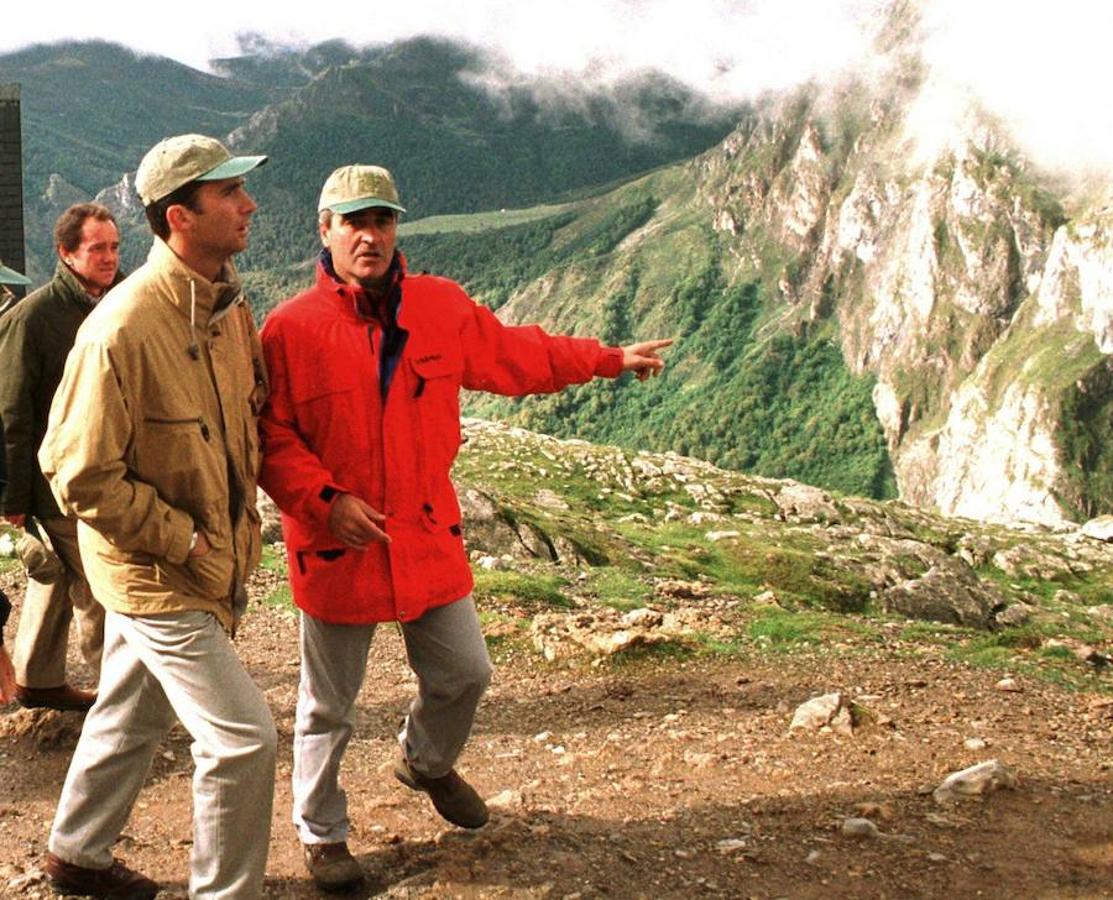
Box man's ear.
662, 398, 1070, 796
166, 203, 193, 234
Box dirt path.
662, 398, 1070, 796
1, 570, 1111, 899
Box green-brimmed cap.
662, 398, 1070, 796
318, 165, 406, 215
136, 133, 268, 206
0, 261, 31, 286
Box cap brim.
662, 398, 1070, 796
197, 155, 269, 182
0, 263, 31, 285
326, 197, 407, 215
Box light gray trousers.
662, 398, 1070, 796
50, 610, 277, 899
13, 516, 104, 688
293, 595, 492, 844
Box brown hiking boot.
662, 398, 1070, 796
393, 752, 489, 829
44, 852, 157, 898
16, 684, 95, 712
302, 841, 364, 892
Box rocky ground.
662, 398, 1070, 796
1, 564, 1111, 899
1, 422, 1111, 898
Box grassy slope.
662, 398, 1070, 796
251, 421, 1113, 693
397, 166, 895, 499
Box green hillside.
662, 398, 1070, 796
0, 40, 299, 279
396, 171, 894, 500
232, 38, 743, 271
0, 41, 285, 196
2, 38, 742, 280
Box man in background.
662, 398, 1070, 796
0, 204, 122, 711
39, 135, 274, 899
260, 163, 670, 891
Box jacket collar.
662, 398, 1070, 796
52, 260, 125, 309
147, 237, 244, 328
315, 248, 406, 324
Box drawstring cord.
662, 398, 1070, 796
188, 279, 200, 360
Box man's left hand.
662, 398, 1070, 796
620, 338, 673, 381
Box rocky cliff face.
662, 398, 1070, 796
691, 70, 1109, 525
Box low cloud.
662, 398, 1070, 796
914, 0, 1113, 177
5, 0, 1112, 177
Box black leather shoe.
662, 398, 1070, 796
44, 852, 158, 898
15, 684, 95, 712
394, 752, 489, 829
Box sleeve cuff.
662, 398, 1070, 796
165, 510, 195, 565
595, 346, 624, 379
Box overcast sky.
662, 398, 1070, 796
4, 0, 1112, 176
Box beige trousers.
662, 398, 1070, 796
50, 609, 277, 899
293, 596, 492, 844
12, 516, 104, 688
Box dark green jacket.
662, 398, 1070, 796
0, 262, 124, 518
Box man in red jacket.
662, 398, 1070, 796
259, 164, 670, 891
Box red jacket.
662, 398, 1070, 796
259, 255, 623, 624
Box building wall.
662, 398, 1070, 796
0, 84, 26, 295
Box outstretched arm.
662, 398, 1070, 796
620, 339, 673, 382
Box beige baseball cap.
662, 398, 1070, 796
318, 165, 406, 215
136, 134, 268, 206
0, 261, 30, 285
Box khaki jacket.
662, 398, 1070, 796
39, 239, 268, 630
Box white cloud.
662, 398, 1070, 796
3, 0, 1112, 175
3, 0, 879, 88
916, 0, 1113, 175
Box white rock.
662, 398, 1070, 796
487, 789, 524, 810
622, 608, 664, 628
705, 530, 740, 542
1081, 515, 1113, 542
995, 677, 1021, 692
0, 533, 14, 557
933, 759, 1018, 804
963, 738, 988, 751
790, 693, 848, 732
477, 555, 500, 570
716, 838, 749, 853
829, 704, 855, 738
534, 489, 569, 511
533, 731, 553, 743
688, 511, 725, 525
841, 818, 880, 839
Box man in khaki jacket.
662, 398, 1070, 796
38, 134, 274, 900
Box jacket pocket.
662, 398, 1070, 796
154, 546, 235, 602
136, 416, 222, 517
186, 548, 236, 600
290, 375, 364, 461
407, 354, 463, 498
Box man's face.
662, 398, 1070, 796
63, 217, 120, 296
321, 207, 397, 287
185, 178, 257, 259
